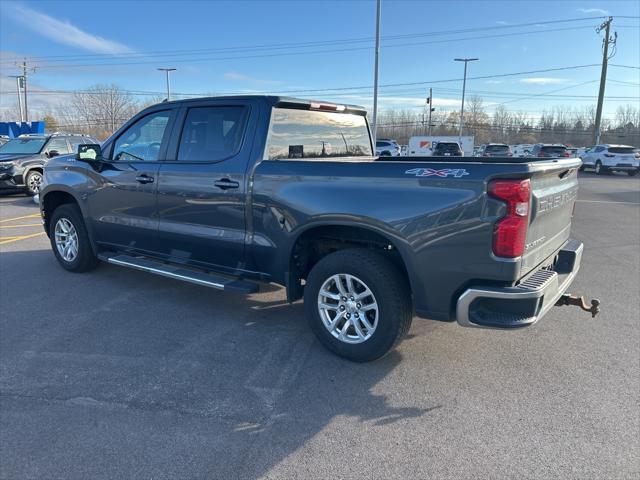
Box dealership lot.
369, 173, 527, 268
1, 173, 638, 479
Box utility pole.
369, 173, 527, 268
371, 0, 381, 146
15, 59, 35, 122
9, 75, 24, 122
454, 58, 478, 143
594, 17, 616, 145
427, 88, 434, 136
157, 68, 177, 101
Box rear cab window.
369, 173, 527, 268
485, 145, 510, 154
265, 107, 372, 160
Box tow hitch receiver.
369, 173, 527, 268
555, 294, 601, 318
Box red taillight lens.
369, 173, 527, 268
488, 179, 531, 257
564, 152, 571, 157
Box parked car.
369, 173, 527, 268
512, 144, 533, 157
375, 139, 400, 156
0, 133, 98, 195
530, 144, 568, 159
476, 143, 512, 157
566, 148, 578, 158
581, 144, 639, 176
40, 95, 592, 361
430, 141, 463, 156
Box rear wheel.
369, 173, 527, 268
48, 204, 98, 272
24, 170, 43, 196
304, 248, 412, 362
628, 170, 638, 177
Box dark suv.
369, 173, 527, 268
530, 143, 568, 159
477, 143, 511, 157
0, 133, 98, 195
432, 141, 463, 156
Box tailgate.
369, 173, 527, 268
520, 162, 580, 275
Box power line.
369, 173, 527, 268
0, 16, 608, 66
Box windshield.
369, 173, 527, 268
0, 137, 47, 155
608, 147, 635, 154
266, 108, 372, 160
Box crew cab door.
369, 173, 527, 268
88, 109, 176, 253
155, 100, 257, 273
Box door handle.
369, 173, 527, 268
135, 175, 154, 184
214, 178, 240, 190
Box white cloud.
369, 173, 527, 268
577, 7, 610, 15
496, 21, 509, 25
6, 4, 133, 54
224, 71, 283, 86
519, 77, 568, 85
485, 79, 504, 85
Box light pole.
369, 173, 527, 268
157, 68, 176, 101
454, 58, 478, 142
371, 0, 381, 146
9, 75, 24, 122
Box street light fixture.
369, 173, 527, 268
157, 68, 177, 101
454, 58, 478, 142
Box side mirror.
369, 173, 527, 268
77, 144, 102, 162
47, 150, 60, 158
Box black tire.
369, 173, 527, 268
48, 204, 99, 272
24, 170, 43, 196
578, 164, 585, 172
628, 170, 638, 177
595, 161, 605, 175
304, 248, 412, 362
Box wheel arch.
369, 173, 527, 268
41, 188, 97, 253
285, 221, 416, 305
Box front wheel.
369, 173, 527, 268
24, 170, 43, 196
304, 248, 412, 362
48, 204, 99, 272
595, 161, 604, 175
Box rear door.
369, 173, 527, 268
155, 99, 257, 273
88, 109, 176, 253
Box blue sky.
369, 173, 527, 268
0, 0, 638, 120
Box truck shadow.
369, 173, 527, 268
0, 249, 439, 479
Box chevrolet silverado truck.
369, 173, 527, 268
38, 96, 597, 361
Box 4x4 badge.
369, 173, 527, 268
405, 168, 469, 178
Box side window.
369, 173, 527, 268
68, 137, 88, 153
177, 106, 248, 162
594, 146, 605, 153
112, 110, 171, 162
46, 138, 71, 155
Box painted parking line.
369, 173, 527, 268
0, 213, 41, 223
0, 223, 43, 228
0, 231, 46, 246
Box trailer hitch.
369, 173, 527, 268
555, 294, 601, 318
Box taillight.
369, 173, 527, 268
604, 153, 614, 158
564, 152, 571, 157
488, 179, 531, 258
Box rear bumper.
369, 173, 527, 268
604, 164, 638, 171
456, 239, 583, 328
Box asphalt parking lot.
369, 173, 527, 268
1, 172, 639, 479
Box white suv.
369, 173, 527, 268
581, 144, 639, 176
375, 139, 401, 156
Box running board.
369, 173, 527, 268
98, 253, 259, 294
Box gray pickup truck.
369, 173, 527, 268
39, 96, 596, 361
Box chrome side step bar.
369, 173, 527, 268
98, 253, 259, 294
